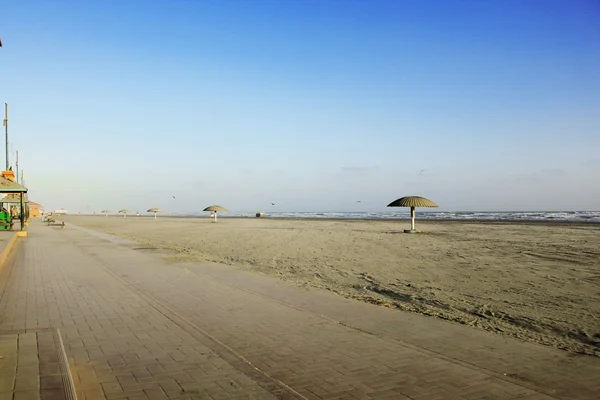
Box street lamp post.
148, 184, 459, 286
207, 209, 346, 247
1, 38, 8, 171
3, 103, 8, 171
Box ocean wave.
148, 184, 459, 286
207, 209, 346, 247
177, 211, 600, 222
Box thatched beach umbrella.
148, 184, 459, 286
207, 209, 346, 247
119, 209, 130, 218
203, 205, 227, 222
147, 207, 163, 219
387, 196, 438, 232
101, 209, 111, 217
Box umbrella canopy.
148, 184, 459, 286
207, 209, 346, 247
119, 209, 130, 218
0, 176, 27, 193
203, 205, 227, 222
1, 193, 29, 203
387, 196, 438, 232
147, 207, 163, 219
387, 196, 438, 208
203, 205, 227, 212
101, 209, 111, 217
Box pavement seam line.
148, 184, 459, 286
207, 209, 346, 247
176, 263, 560, 399
56, 328, 79, 400
67, 223, 563, 400
63, 232, 307, 400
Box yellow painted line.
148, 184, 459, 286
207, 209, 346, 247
0, 232, 19, 269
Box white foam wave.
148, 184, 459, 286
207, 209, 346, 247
177, 211, 600, 222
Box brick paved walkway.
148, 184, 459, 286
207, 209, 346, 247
1, 223, 599, 400
0, 329, 76, 400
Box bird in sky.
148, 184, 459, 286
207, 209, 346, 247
271, 203, 276, 205
172, 196, 176, 199
356, 200, 362, 203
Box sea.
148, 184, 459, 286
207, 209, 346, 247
177, 211, 600, 223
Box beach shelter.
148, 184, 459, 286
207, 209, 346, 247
0, 171, 28, 231
101, 210, 111, 217
147, 207, 163, 219
119, 209, 130, 218
2, 192, 29, 220
203, 205, 227, 222
387, 196, 438, 232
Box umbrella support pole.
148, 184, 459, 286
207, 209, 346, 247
404, 207, 416, 233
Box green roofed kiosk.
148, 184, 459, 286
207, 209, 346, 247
0, 170, 28, 231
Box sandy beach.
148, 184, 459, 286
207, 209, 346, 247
61, 215, 600, 356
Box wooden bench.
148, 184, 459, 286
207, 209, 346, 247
46, 220, 65, 229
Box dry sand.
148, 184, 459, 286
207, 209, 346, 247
61, 215, 600, 356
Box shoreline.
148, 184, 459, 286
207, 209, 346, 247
71, 214, 600, 226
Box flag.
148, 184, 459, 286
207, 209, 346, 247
2, 120, 6, 127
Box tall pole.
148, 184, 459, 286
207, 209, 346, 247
1, 40, 7, 172
20, 192, 24, 231
3, 103, 8, 170
15, 151, 18, 183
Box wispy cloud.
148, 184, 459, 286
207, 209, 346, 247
582, 158, 600, 169
340, 165, 380, 174
189, 180, 214, 188
508, 168, 570, 183
540, 168, 568, 176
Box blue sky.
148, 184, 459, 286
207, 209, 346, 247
2, 0, 599, 213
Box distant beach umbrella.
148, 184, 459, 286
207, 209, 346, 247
119, 209, 130, 218
203, 205, 227, 222
101, 209, 111, 217
387, 196, 438, 232
147, 207, 163, 219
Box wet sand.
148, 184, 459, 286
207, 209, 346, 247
61, 215, 600, 356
